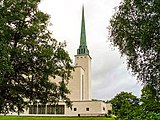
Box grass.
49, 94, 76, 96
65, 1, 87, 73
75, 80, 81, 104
0, 116, 114, 120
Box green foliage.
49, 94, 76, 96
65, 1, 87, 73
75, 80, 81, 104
108, 1, 160, 118
140, 85, 160, 113
110, 90, 160, 120
109, 0, 160, 99
133, 111, 160, 120
0, 0, 73, 114
110, 91, 139, 119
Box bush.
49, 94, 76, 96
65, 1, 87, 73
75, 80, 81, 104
133, 111, 160, 120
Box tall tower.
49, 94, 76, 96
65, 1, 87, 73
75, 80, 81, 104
75, 6, 91, 100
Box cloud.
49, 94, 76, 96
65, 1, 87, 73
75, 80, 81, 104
91, 51, 142, 100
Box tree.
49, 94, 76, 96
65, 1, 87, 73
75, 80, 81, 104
130, 86, 160, 120
110, 91, 139, 119
133, 111, 160, 120
0, 0, 73, 114
108, 0, 160, 100
109, 91, 160, 120
140, 85, 160, 113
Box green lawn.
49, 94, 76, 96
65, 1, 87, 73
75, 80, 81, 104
0, 116, 114, 120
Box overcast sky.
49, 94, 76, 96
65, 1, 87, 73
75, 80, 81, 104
39, 0, 142, 100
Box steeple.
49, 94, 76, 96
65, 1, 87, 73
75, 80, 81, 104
77, 6, 89, 55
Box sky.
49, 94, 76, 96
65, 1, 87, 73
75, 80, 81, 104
39, 0, 143, 100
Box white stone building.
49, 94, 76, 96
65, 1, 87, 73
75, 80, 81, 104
25, 6, 112, 116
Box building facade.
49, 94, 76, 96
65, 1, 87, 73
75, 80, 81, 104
24, 6, 112, 116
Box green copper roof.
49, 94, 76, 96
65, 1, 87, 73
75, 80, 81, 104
77, 6, 89, 55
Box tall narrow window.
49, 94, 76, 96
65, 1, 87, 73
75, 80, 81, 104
82, 75, 84, 100
38, 105, 45, 114
29, 105, 37, 114
47, 105, 55, 114
56, 105, 65, 114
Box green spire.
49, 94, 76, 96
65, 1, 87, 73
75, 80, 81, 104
77, 6, 89, 55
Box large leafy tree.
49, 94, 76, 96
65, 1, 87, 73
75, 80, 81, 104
109, 0, 160, 99
132, 86, 160, 120
110, 91, 139, 119
0, 0, 73, 114
140, 85, 160, 113
109, 91, 160, 120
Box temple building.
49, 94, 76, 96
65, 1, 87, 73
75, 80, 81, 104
25, 6, 112, 116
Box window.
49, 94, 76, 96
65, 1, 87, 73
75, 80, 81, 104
86, 107, 89, 111
29, 105, 37, 114
56, 105, 65, 114
47, 105, 65, 114
47, 105, 55, 114
38, 105, 45, 114
103, 107, 105, 111
29, 104, 45, 114
29, 104, 65, 114
74, 108, 77, 111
